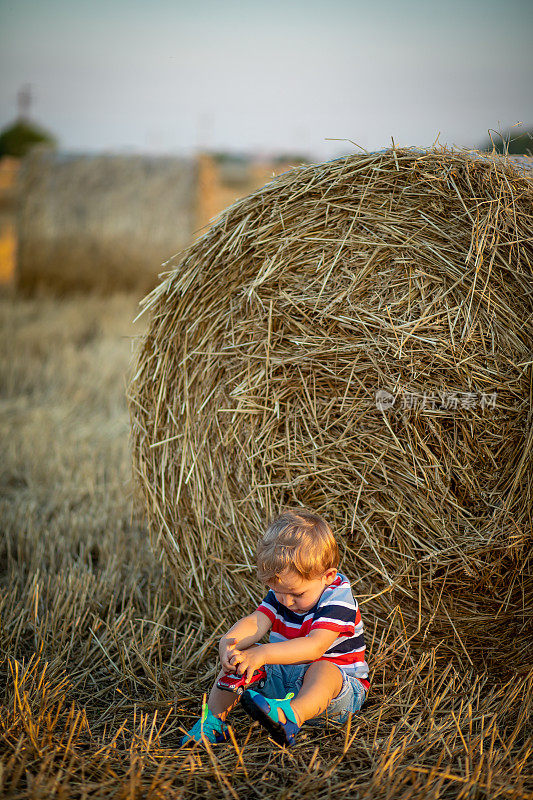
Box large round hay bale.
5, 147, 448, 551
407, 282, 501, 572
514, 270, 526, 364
129, 147, 533, 672
16, 151, 197, 294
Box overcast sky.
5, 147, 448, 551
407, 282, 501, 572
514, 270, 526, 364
0, 0, 531, 160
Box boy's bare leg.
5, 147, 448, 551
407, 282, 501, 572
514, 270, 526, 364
207, 669, 242, 720
280, 661, 343, 726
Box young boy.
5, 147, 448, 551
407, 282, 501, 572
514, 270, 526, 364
180, 508, 370, 748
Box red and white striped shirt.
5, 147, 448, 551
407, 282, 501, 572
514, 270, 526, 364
256, 571, 370, 691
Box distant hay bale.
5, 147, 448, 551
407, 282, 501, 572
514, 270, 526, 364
129, 147, 533, 671
16, 151, 197, 294
0, 156, 19, 285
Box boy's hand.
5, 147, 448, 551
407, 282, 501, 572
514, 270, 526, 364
229, 645, 266, 683
219, 636, 240, 673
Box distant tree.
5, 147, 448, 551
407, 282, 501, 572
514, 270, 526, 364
210, 151, 250, 165
478, 127, 533, 155
0, 120, 56, 158
272, 152, 311, 165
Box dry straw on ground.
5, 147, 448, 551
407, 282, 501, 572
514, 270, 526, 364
1, 291, 532, 798
129, 146, 533, 677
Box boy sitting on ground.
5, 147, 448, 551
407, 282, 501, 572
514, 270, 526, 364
180, 507, 370, 748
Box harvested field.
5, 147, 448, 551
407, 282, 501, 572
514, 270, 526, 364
1, 148, 532, 797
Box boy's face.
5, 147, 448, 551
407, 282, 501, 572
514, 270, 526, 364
266, 567, 337, 614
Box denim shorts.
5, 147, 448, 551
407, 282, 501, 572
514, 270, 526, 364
258, 663, 367, 727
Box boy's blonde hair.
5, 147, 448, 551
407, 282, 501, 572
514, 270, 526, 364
256, 508, 339, 583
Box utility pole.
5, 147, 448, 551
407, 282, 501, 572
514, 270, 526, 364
17, 84, 32, 121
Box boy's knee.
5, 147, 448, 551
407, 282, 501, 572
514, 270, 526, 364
328, 664, 344, 699
303, 660, 344, 698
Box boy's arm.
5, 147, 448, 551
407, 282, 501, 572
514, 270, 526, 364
231, 628, 340, 681
218, 610, 272, 669
261, 628, 339, 665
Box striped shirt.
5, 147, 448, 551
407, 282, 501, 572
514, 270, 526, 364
256, 571, 370, 691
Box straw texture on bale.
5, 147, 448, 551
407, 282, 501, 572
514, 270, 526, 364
129, 147, 533, 675
17, 151, 197, 294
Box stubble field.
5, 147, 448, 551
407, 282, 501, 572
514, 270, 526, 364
0, 291, 531, 799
